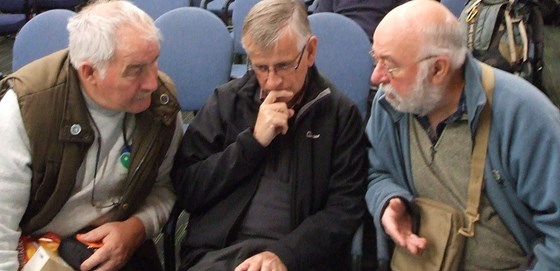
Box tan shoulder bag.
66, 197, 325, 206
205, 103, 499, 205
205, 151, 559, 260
391, 63, 495, 271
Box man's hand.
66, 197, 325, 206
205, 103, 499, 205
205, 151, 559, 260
234, 251, 287, 271
78, 216, 146, 271
381, 198, 427, 255
253, 90, 295, 147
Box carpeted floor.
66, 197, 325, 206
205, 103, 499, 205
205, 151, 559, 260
0, 36, 14, 77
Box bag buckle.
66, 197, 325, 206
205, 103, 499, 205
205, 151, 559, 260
458, 212, 480, 237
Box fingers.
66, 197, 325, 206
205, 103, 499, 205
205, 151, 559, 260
406, 233, 427, 255
388, 228, 427, 255
234, 252, 287, 271
381, 197, 428, 255
80, 248, 106, 271
77, 225, 108, 243
80, 241, 127, 271
261, 90, 294, 105
254, 91, 295, 147
79, 221, 136, 271
76, 234, 103, 249
234, 261, 250, 271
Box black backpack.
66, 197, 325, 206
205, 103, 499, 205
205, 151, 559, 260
540, 0, 560, 25
459, 0, 545, 91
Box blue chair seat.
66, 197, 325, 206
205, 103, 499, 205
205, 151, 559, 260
0, 14, 26, 35
230, 63, 249, 79
35, 0, 86, 10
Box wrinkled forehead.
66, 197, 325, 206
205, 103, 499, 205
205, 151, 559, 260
373, 22, 421, 62
246, 30, 299, 58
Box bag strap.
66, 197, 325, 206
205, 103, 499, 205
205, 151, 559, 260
459, 63, 494, 237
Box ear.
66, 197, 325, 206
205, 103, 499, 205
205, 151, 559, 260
77, 61, 98, 86
305, 35, 318, 67
430, 56, 450, 84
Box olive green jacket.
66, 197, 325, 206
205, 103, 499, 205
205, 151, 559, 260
0, 49, 181, 234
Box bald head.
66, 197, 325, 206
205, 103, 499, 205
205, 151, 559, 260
376, 0, 458, 45
373, 0, 467, 70
383, 0, 456, 25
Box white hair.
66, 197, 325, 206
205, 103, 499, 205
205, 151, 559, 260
417, 14, 467, 69
67, 0, 161, 77
242, 0, 311, 51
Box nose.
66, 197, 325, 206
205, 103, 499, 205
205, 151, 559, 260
141, 63, 159, 92
264, 69, 283, 90
371, 64, 389, 86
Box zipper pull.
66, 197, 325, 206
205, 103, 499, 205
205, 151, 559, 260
492, 170, 504, 186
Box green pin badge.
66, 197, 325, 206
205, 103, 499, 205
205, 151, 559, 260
120, 145, 131, 169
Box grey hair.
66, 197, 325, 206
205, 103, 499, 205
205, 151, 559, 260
67, 0, 161, 77
417, 14, 467, 69
241, 0, 311, 51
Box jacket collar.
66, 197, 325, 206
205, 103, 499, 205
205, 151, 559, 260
463, 53, 490, 136
59, 53, 96, 145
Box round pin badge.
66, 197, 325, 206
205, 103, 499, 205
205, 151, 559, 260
120, 145, 131, 169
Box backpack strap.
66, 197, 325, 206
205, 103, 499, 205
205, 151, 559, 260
529, 4, 545, 89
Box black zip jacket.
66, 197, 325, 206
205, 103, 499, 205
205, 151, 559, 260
172, 66, 367, 270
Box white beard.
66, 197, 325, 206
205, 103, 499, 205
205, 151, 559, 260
380, 65, 444, 116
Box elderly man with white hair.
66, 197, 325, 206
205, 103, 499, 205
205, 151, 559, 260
0, 1, 183, 270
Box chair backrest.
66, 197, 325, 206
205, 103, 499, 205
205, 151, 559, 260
155, 7, 233, 113
131, 0, 190, 19
231, 0, 260, 55
35, 0, 86, 11
441, 0, 466, 18
12, 9, 75, 71
308, 12, 373, 117
201, 0, 234, 23
228, 0, 260, 79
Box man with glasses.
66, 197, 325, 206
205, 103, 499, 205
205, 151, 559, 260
365, 0, 560, 270
172, 0, 367, 270
0, 1, 182, 270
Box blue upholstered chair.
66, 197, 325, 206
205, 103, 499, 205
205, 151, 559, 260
229, 0, 261, 79
0, 0, 30, 36
155, 7, 233, 130
155, 8, 233, 269
35, 0, 86, 11
308, 12, 373, 117
12, 9, 75, 71
201, 0, 234, 23
130, 0, 189, 19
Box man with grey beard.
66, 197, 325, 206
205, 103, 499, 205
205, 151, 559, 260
365, 0, 560, 270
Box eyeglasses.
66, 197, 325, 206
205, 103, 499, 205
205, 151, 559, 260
249, 38, 310, 77
369, 50, 438, 79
